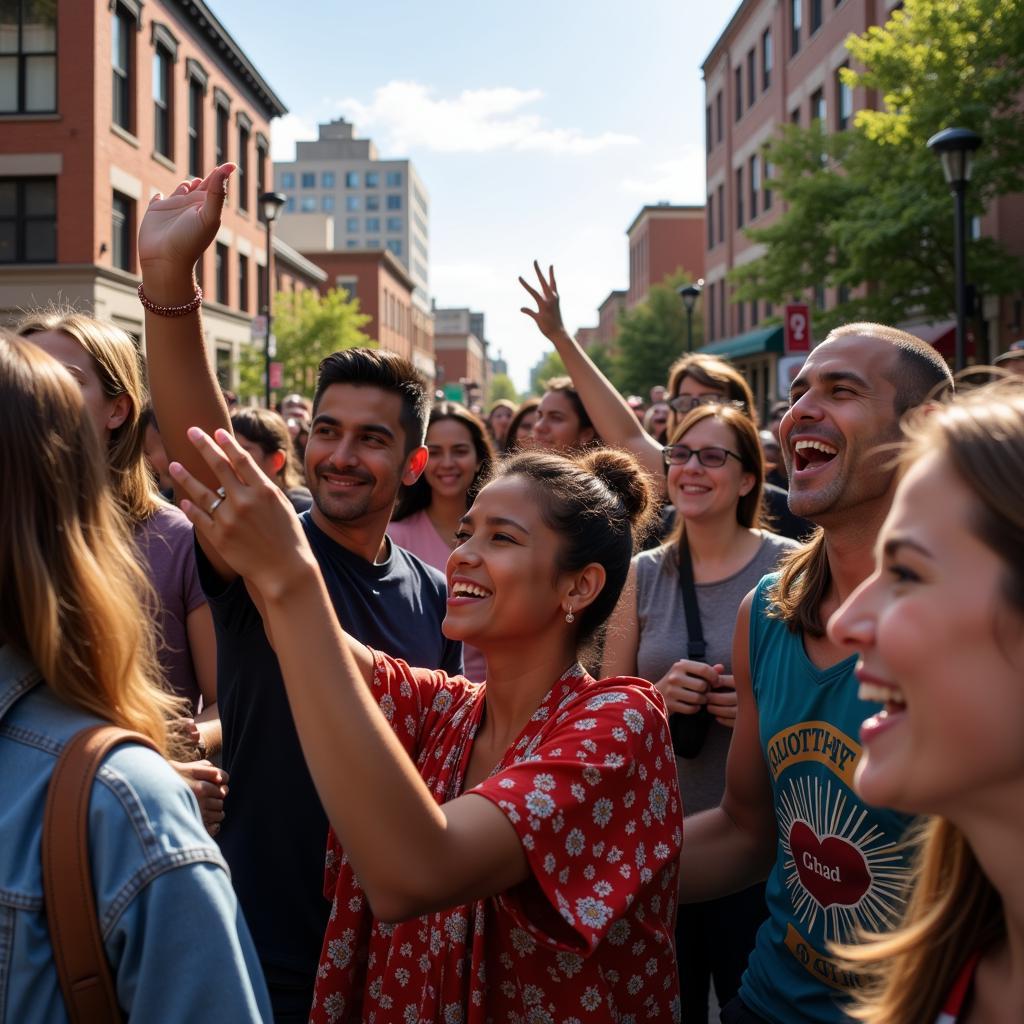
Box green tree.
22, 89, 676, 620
614, 271, 702, 397
529, 350, 567, 395
239, 288, 372, 401
487, 373, 519, 404
731, 0, 1024, 335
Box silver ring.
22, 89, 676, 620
208, 495, 225, 516
215, 486, 227, 499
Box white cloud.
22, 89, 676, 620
270, 113, 318, 163
620, 145, 707, 204
335, 81, 637, 155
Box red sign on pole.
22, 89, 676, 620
269, 361, 284, 389
784, 304, 811, 353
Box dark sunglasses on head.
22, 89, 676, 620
662, 444, 743, 468
668, 394, 747, 415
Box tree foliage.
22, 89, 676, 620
238, 288, 372, 401
487, 373, 519, 404
614, 271, 703, 396
529, 350, 568, 395
731, 0, 1024, 335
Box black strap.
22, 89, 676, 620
677, 534, 706, 661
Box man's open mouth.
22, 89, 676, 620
792, 439, 839, 474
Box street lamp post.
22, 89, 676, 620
259, 191, 287, 408
678, 281, 703, 352
927, 127, 982, 373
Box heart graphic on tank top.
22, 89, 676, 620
789, 820, 871, 909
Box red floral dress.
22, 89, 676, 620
309, 652, 684, 1024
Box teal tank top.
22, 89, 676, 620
738, 573, 914, 1024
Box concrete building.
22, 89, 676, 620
626, 204, 705, 308
0, 0, 286, 385
302, 248, 435, 382
433, 306, 488, 405
273, 118, 431, 311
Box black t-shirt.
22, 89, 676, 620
196, 511, 463, 982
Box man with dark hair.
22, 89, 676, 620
678, 325, 952, 1024
147, 331, 461, 1020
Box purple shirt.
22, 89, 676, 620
134, 503, 206, 710
387, 509, 487, 683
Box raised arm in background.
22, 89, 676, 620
519, 262, 664, 481
138, 164, 237, 581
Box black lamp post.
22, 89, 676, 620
678, 281, 703, 352
927, 127, 982, 372
259, 191, 287, 408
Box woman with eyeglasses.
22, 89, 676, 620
602, 403, 798, 1022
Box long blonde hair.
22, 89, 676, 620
0, 331, 184, 755
17, 307, 160, 524
839, 380, 1024, 1023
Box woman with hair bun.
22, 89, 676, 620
170, 422, 684, 1022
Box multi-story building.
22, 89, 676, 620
273, 118, 431, 311
626, 204, 705, 308
303, 247, 435, 382
0, 0, 286, 386
700, 0, 1023, 408
433, 306, 488, 405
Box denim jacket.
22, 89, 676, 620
0, 645, 271, 1022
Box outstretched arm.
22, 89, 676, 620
170, 429, 529, 922
138, 164, 237, 581
519, 262, 665, 481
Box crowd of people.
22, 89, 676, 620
2, 161, 1024, 1024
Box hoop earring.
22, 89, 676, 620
565, 605, 575, 624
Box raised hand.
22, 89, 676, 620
519, 260, 570, 343
138, 164, 235, 284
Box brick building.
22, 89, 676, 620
0, 0, 285, 388
433, 306, 488, 404
626, 204, 705, 308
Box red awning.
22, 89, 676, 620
905, 320, 977, 359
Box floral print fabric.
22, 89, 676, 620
310, 651, 683, 1024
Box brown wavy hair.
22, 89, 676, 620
666, 352, 756, 428
837, 380, 1024, 1024
0, 332, 185, 755
17, 307, 160, 524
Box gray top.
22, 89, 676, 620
635, 531, 799, 815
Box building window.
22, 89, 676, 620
764, 155, 774, 211
284, 195, 295, 212
238, 253, 249, 312
715, 91, 723, 143
215, 100, 229, 165
814, 283, 826, 310
280, 171, 295, 189
766, 301, 774, 318
237, 121, 250, 211
345, 171, 360, 188
707, 194, 714, 248
838, 284, 851, 304
345, 216, 358, 232
111, 4, 134, 130
0, 177, 57, 263
750, 154, 760, 220
366, 194, 380, 211
335, 275, 357, 300
322, 196, 335, 212
746, 49, 756, 108
735, 167, 744, 229
187, 78, 204, 178
346, 196, 361, 211
1, 0, 57, 114
215, 243, 229, 304
762, 29, 772, 90
811, 87, 826, 125
790, 107, 801, 125
256, 259, 267, 313
386, 216, 402, 232
705, 105, 712, 150
707, 282, 716, 340
738, 299, 746, 333
734, 66, 742, 121
750, 299, 759, 326
386, 194, 401, 210
810, 0, 823, 33
365, 217, 380, 232
152, 43, 173, 158
386, 171, 402, 187
322, 171, 335, 189
215, 346, 232, 389
346, 239, 358, 249
837, 65, 853, 130
717, 185, 724, 244
386, 239, 402, 257
111, 190, 133, 271
719, 284, 726, 338
299, 196, 316, 212
256, 137, 267, 196
301, 172, 315, 188
365, 171, 379, 187
791, 0, 802, 56
366, 238, 380, 249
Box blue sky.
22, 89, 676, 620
209, 0, 737, 390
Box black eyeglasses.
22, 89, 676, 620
668, 394, 747, 415
662, 444, 743, 468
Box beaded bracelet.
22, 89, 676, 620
137, 282, 203, 317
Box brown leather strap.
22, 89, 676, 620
43, 725, 159, 1024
